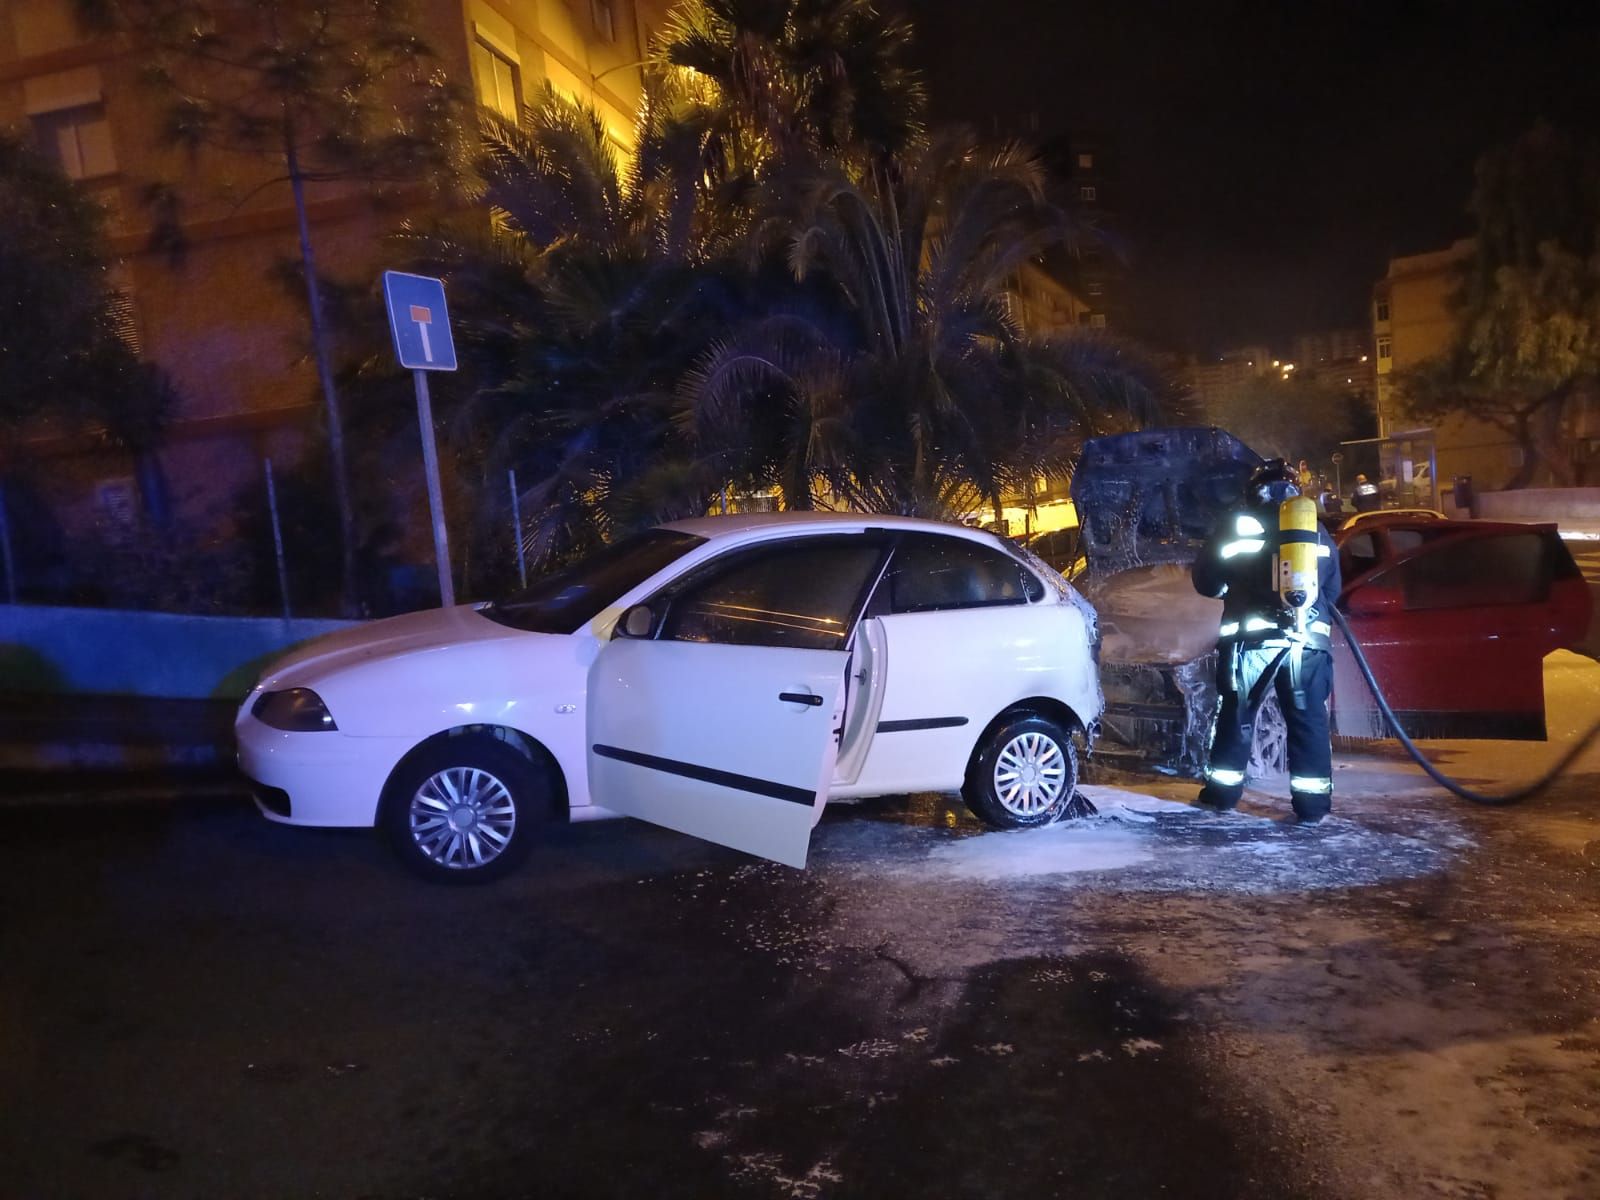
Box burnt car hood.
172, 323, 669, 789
1069, 427, 1262, 574
1070, 428, 1263, 774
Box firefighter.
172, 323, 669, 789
1351, 473, 1380, 512
1192, 459, 1343, 822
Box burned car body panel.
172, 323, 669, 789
1070, 428, 1266, 774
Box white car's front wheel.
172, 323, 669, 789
963, 713, 1079, 829
381, 736, 547, 882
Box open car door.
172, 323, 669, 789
587, 535, 887, 867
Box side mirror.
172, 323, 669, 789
616, 603, 656, 639
1343, 585, 1403, 617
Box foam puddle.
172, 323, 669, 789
916, 786, 1220, 881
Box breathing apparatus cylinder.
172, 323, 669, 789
1275, 494, 1319, 634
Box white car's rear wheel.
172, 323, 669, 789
963, 713, 1079, 829
382, 736, 546, 882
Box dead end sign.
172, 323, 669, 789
382, 271, 457, 371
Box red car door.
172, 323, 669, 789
1334, 524, 1590, 740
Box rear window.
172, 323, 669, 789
886, 533, 1042, 613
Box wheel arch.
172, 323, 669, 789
973, 696, 1088, 753
379, 724, 570, 822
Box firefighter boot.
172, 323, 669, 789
1290, 790, 1331, 824
1197, 773, 1244, 812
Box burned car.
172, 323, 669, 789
1069, 427, 1592, 778
1069, 428, 1279, 776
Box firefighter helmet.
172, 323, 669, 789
1245, 458, 1300, 506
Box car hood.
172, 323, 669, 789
1077, 564, 1224, 665
256, 604, 535, 691
1070, 427, 1261, 574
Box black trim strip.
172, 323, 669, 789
876, 716, 970, 733
1278, 529, 1320, 545
592, 744, 816, 806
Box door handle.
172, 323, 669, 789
779, 691, 825, 707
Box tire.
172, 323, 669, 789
962, 713, 1080, 829
381, 735, 549, 883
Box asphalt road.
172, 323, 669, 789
7, 518, 1600, 1199
5, 662, 1600, 1198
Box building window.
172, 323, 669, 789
95, 478, 140, 540
106, 287, 143, 356
591, 0, 616, 42
1086, 280, 1104, 296
1077, 152, 1094, 169
1090, 313, 1107, 328
1079, 185, 1097, 202
1375, 298, 1391, 323
470, 37, 520, 121
32, 102, 116, 180
1377, 335, 1392, 361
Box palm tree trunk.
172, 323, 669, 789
285, 129, 358, 617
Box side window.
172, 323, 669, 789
1341, 532, 1378, 579
1376, 533, 1549, 610
658, 538, 883, 650
887, 533, 1039, 614
1385, 529, 1424, 556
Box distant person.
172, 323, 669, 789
1352, 473, 1380, 513
1296, 459, 1314, 491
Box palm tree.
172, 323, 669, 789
658, 0, 926, 174
680, 129, 1170, 519
404, 89, 745, 570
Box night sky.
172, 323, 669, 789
912, 0, 1600, 354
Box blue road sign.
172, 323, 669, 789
382, 271, 457, 371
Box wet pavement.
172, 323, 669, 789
5, 679, 1600, 1198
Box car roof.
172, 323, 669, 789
661, 511, 999, 542
1337, 513, 1557, 541
1338, 508, 1448, 531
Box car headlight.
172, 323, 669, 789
252, 688, 338, 732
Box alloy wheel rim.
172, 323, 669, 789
409, 767, 517, 869
993, 731, 1068, 817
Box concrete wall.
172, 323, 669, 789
0, 604, 358, 700
1475, 488, 1600, 523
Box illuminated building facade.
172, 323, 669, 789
1371, 239, 1523, 492
0, 0, 667, 555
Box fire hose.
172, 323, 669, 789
1328, 602, 1600, 806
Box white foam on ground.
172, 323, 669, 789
921, 821, 1155, 879
913, 786, 1289, 882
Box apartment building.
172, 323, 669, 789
1371, 239, 1524, 490
1, 0, 668, 553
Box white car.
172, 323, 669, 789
237, 513, 1103, 881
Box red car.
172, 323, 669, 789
1332, 513, 1591, 740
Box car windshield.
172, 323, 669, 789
480, 529, 706, 634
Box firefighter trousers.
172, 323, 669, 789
1199, 642, 1334, 819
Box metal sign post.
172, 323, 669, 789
509, 467, 528, 588
0, 480, 16, 605
264, 458, 292, 620
382, 271, 459, 608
